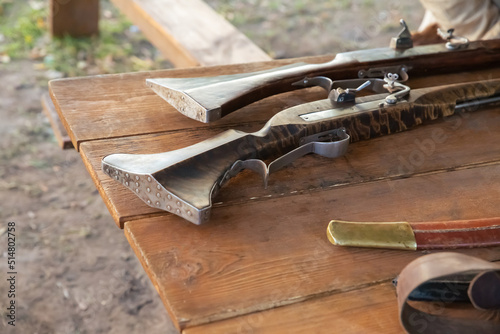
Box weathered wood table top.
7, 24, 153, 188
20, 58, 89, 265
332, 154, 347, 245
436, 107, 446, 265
49, 55, 500, 333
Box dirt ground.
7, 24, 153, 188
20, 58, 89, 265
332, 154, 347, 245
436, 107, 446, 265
0, 1, 424, 333
0, 60, 177, 333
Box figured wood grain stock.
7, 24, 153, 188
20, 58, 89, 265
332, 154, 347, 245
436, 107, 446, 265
275, 79, 500, 144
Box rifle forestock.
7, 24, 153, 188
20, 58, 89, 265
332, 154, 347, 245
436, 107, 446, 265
103, 79, 500, 224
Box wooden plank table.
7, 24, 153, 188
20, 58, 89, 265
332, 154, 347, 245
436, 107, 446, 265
49, 56, 500, 333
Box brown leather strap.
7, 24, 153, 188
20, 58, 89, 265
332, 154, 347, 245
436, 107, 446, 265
397, 252, 500, 334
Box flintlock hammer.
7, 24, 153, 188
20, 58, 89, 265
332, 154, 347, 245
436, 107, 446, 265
102, 77, 500, 225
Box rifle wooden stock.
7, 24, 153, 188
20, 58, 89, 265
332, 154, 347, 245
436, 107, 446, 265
103, 79, 500, 224
146, 39, 500, 122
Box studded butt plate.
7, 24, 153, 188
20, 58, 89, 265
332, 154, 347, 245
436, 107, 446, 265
102, 162, 210, 225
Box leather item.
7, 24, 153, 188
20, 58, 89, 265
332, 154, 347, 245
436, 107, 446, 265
397, 252, 500, 333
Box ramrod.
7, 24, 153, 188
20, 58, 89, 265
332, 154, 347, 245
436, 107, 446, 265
102, 78, 500, 225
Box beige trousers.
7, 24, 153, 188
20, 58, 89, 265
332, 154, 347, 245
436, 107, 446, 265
419, 0, 500, 40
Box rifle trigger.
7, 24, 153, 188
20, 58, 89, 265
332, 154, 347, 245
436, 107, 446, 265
222, 129, 349, 189
268, 128, 350, 175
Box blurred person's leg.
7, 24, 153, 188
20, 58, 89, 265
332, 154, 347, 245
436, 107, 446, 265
418, 0, 500, 40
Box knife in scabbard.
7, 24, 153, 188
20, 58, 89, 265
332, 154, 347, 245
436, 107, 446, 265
327, 217, 500, 250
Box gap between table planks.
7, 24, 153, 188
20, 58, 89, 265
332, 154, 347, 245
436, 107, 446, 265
41, 92, 74, 149
181, 282, 405, 334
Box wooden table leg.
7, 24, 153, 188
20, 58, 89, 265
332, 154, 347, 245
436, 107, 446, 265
49, 0, 99, 37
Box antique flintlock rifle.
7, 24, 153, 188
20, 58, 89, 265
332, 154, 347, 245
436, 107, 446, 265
102, 77, 500, 225
145, 38, 500, 123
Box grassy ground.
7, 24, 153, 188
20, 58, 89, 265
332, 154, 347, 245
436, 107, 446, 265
0, 0, 171, 79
